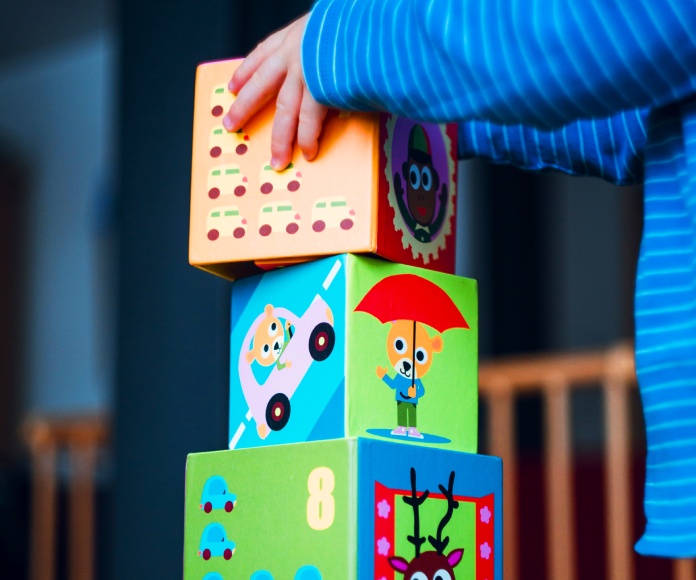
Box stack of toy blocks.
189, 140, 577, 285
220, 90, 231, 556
184, 59, 503, 580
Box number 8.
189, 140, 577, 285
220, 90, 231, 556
307, 467, 335, 530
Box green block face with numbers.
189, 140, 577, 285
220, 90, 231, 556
184, 438, 502, 580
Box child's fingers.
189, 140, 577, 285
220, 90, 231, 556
297, 87, 328, 161
228, 32, 285, 94
270, 74, 303, 170
224, 55, 286, 132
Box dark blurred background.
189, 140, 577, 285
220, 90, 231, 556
0, 0, 651, 579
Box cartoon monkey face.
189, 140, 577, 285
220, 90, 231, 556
386, 320, 443, 380
403, 156, 440, 227
246, 304, 285, 366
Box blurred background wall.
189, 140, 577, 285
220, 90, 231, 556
0, 1, 646, 579
0, 31, 116, 415
1, 1, 115, 577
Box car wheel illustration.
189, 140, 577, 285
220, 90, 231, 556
224, 548, 233, 560
208, 187, 220, 199
233, 227, 245, 239
309, 322, 335, 362
266, 393, 291, 431
211, 105, 223, 117
225, 500, 234, 513
202, 549, 211, 561
260, 182, 273, 194
234, 185, 246, 197
259, 224, 272, 237
312, 220, 325, 232
210, 146, 221, 158
203, 501, 213, 513
207, 229, 220, 241
287, 180, 300, 192
340, 218, 354, 230
235, 144, 248, 155
286, 222, 299, 234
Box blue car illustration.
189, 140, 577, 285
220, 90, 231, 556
198, 523, 236, 561
295, 566, 322, 580
200, 475, 237, 513
250, 566, 321, 580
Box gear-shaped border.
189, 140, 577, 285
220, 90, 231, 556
384, 116, 456, 265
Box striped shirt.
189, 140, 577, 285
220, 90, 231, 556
302, 0, 696, 557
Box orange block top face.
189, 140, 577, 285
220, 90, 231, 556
189, 59, 457, 280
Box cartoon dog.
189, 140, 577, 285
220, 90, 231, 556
245, 304, 293, 370
376, 319, 443, 438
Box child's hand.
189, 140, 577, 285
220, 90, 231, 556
224, 14, 329, 171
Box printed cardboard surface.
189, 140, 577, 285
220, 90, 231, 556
358, 440, 500, 580
377, 118, 459, 269
189, 59, 458, 279
347, 255, 478, 450
183, 439, 502, 580
228, 255, 477, 453
229, 257, 347, 449
184, 440, 354, 580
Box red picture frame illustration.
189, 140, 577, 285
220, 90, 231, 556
374, 481, 495, 580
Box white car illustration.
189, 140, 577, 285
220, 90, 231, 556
310, 196, 355, 232
258, 163, 302, 194
207, 205, 247, 241
209, 125, 249, 158
207, 164, 248, 199
209, 84, 233, 118
257, 201, 300, 236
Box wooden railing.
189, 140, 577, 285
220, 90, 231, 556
22, 415, 109, 580
479, 343, 695, 580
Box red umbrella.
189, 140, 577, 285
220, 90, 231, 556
354, 274, 469, 389
354, 274, 469, 331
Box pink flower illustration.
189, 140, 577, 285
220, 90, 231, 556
480, 541, 492, 560
377, 499, 391, 519
480, 505, 492, 524
377, 536, 391, 556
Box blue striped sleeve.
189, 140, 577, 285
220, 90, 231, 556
302, 0, 696, 129
301, 0, 696, 560
458, 109, 648, 185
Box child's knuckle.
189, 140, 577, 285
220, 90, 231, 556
271, 135, 290, 155
249, 70, 269, 97
275, 98, 291, 114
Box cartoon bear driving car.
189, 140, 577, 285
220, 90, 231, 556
376, 319, 443, 439
245, 304, 294, 370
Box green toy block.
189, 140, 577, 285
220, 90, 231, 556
229, 254, 478, 453
184, 438, 502, 579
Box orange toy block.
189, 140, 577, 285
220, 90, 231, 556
189, 59, 459, 280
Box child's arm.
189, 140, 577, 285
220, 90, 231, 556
224, 14, 328, 171
227, 0, 682, 184
302, 0, 696, 128
459, 109, 648, 186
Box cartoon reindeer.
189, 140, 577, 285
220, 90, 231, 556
389, 468, 464, 580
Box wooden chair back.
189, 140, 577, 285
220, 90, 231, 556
22, 415, 109, 580
479, 343, 695, 580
